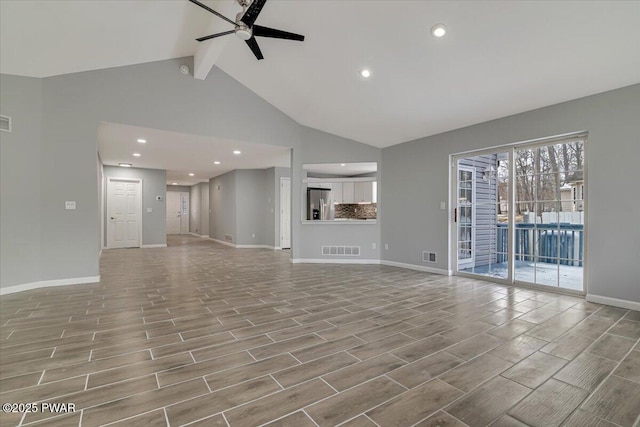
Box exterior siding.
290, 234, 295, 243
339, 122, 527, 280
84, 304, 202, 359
459, 154, 498, 267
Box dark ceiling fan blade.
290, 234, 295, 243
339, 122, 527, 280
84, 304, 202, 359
196, 30, 235, 42
253, 25, 304, 41
245, 37, 264, 60
240, 0, 267, 27
188, 0, 235, 26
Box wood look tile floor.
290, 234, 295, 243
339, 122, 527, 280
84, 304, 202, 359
1, 235, 639, 427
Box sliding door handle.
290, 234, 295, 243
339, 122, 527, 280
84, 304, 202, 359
454, 208, 457, 223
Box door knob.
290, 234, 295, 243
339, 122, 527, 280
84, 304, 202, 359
110, 217, 115, 220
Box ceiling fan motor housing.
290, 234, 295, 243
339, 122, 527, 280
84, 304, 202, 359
235, 11, 253, 40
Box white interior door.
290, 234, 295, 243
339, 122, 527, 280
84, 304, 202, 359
180, 192, 189, 234
107, 178, 141, 248
280, 177, 291, 249
166, 192, 181, 234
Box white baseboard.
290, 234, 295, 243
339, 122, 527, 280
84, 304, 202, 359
289, 259, 451, 272
189, 233, 210, 239
0, 276, 101, 296
208, 238, 273, 250
380, 260, 452, 276
586, 294, 640, 311
141, 244, 167, 248
290, 258, 380, 265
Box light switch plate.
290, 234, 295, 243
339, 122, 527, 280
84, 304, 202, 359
65, 201, 76, 210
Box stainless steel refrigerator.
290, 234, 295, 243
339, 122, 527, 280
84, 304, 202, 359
307, 187, 334, 220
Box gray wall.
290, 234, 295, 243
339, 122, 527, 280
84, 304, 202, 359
0, 75, 43, 289
209, 169, 284, 247
235, 169, 268, 245
382, 84, 640, 303
103, 166, 167, 247
189, 183, 210, 236
266, 168, 276, 246
209, 171, 237, 243
199, 182, 210, 236
189, 184, 201, 234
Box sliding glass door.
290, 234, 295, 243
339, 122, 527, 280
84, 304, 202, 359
453, 135, 585, 292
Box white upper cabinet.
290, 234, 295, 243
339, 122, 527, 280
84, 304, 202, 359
332, 182, 343, 204
354, 182, 373, 203
342, 182, 355, 203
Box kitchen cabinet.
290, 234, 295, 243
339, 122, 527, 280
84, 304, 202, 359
342, 182, 355, 203
354, 182, 373, 203
332, 182, 343, 204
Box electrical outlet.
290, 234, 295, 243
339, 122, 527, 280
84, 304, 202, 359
251, 233, 256, 239
372, 243, 377, 250
146, 208, 153, 213
384, 243, 389, 250
65, 201, 76, 210
440, 201, 446, 210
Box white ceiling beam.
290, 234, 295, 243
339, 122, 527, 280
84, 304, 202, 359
194, 36, 230, 80
193, 0, 237, 80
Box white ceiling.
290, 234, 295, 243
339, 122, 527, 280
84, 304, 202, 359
2, 1, 640, 148
97, 122, 290, 186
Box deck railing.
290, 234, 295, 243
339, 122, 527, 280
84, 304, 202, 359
496, 223, 584, 266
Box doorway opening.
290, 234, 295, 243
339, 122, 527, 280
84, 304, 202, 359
451, 133, 586, 293
280, 177, 291, 249
167, 191, 189, 234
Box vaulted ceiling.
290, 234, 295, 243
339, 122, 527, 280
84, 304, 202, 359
2, 1, 639, 148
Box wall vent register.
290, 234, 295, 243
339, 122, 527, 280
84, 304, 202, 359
422, 251, 437, 263
322, 246, 360, 256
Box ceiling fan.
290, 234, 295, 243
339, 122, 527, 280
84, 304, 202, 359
188, 0, 305, 60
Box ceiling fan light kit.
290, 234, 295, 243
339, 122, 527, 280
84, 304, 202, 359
188, 0, 305, 60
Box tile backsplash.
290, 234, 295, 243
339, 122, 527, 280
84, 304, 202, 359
335, 203, 377, 219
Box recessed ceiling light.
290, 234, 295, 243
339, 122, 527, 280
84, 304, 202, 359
214, 161, 221, 165
431, 23, 447, 38
233, 150, 241, 155
340, 163, 346, 166
133, 153, 141, 157
119, 163, 132, 167
359, 69, 371, 79
188, 173, 194, 177
172, 182, 178, 185
137, 139, 147, 143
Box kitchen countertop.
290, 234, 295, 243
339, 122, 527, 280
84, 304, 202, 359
302, 219, 377, 224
